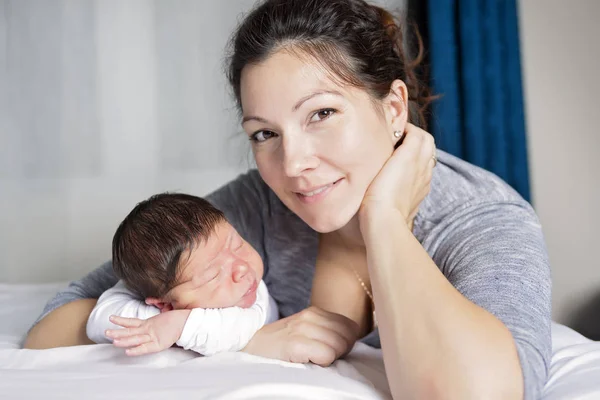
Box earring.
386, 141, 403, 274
394, 131, 402, 138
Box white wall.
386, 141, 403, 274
0, 0, 403, 283
518, 0, 600, 324
0, 0, 257, 283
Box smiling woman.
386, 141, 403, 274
241, 51, 400, 233
25, 1, 551, 400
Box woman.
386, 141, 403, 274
24, 0, 551, 399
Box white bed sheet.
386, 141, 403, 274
1, 283, 599, 400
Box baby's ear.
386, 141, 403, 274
145, 297, 172, 312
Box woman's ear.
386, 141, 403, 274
384, 79, 409, 134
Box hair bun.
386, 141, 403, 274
371, 4, 397, 31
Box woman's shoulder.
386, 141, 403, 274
205, 168, 293, 230
415, 150, 534, 232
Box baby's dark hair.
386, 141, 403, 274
112, 193, 225, 300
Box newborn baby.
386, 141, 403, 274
86, 193, 278, 356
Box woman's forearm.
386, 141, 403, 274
24, 261, 118, 349
360, 209, 523, 400
23, 299, 98, 349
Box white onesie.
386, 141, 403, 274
86, 280, 279, 356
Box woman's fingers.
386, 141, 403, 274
241, 308, 361, 366
288, 337, 337, 367
408, 124, 435, 166
294, 322, 351, 359
405, 123, 436, 184
300, 307, 359, 346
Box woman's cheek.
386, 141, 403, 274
255, 155, 283, 192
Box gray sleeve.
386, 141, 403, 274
205, 171, 268, 271
31, 171, 268, 329
432, 201, 552, 400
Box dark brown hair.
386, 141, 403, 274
227, 0, 434, 128
112, 193, 225, 299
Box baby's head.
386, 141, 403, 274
112, 193, 264, 311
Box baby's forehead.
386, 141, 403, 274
203, 218, 236, 247
182, 219, 237, 267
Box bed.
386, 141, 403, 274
2, 283, 600, 399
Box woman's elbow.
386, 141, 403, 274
411, 362, 523, 400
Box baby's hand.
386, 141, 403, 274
106, 310, 190, 356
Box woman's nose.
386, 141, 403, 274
282, 135, 319, 177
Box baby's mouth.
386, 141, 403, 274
243, 279, 258, 297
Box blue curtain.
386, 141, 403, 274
426, 0, 530, 201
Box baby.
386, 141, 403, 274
86, 193, 278, 356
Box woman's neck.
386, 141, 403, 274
334, 214, 365, 249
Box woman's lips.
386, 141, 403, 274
295, 178, 343, 204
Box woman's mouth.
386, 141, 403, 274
295, 178, 343, 204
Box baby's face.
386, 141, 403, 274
165, 220, 264, 310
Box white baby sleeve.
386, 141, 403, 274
176, 280, 277, 355
86, 280, 160, 344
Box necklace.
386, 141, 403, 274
332, 230, 378, 331
349, 266, 378, 331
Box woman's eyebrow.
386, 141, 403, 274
242, 115, 269, 125
242, 90, 343, 125
292, 90, 342, 112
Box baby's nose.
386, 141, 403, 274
232, 262, 249, 283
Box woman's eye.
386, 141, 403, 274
250, 130, 276, 142
310, 108, 336, 122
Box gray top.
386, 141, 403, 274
33, 150, 551, 400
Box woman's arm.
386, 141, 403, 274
361, 207, 526, 400
357, 125, 549, 400
23, 261, 118, 349
23, 298, 98, 349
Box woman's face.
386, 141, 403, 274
240, 50, 404, 233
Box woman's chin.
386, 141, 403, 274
300, 206, 359, 233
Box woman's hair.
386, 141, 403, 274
226, 0, 434, 128
112, 193, 225, 299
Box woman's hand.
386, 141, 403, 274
242, 306, 359, 367
360, 123, 436, 229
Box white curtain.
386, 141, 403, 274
0, 0, 403, 283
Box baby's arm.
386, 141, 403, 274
177, 281, 277, 356
107, 281, 278, 356
86, 281, 160, 344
